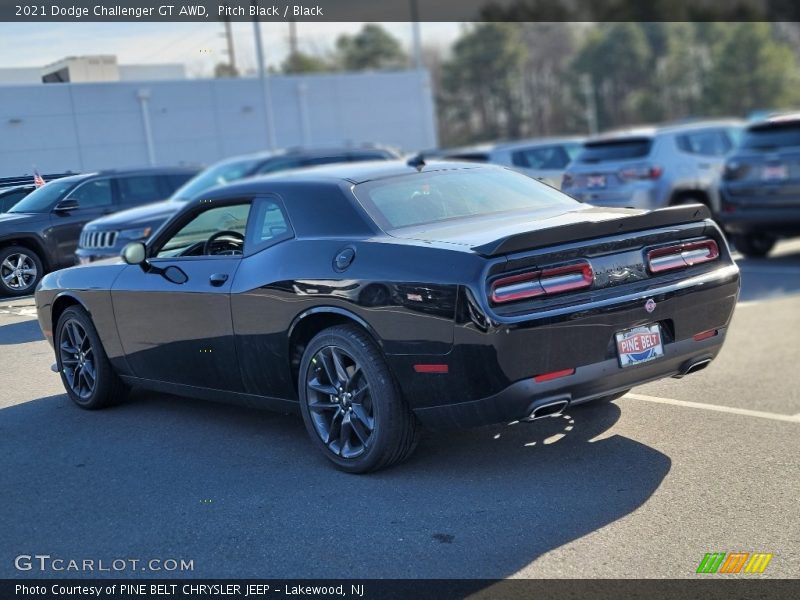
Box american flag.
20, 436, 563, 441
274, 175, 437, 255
33, 168, 46, 188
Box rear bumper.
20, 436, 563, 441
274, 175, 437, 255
393, 263, 739, 429
413, 330, 725, 429
718, 206, 800, 235
718, 188, 800, 234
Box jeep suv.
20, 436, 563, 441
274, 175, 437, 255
561, 120, 743, 212
439, 137, 585, 188
76, 146, 398, 263
0, 167, 198, 296
718, 113, 800, 257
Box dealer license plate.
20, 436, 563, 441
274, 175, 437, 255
615, 323, 664, 368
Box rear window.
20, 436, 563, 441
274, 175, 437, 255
353, 168, 576, 230
443, 152, 490, 163
512, 144, 579, 170
741, 122, 800, 149
577, 138, 653, 163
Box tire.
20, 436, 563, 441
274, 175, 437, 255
731, 233, 775, 258
298, 324, 419, 473
55, 306, 128, 409
590, 389, 630, 404
0, 245, 43, 297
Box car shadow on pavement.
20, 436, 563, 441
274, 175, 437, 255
0, 392, 670, 581
0, 319, 44, 345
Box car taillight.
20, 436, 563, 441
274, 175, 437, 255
618, 164, 663, 181
647, 239, 720, 274
490, 261, 593, 304
723, 161, 748, 180
561, 173, 574, 188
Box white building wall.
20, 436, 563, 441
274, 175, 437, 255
0, 70, 437, 177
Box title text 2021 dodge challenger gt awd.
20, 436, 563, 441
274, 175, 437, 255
35, 160, 740, 473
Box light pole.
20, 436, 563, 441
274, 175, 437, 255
252, 2, 277, 151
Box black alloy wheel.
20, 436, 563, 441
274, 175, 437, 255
56, 306, 128, 409
299, 325, 419, 473
59, 318, 97, 401
306, 345, 375, 459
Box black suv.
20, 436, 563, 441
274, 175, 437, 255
0, 167, 198, 296
719, 113, 800, 257
76, 146, 398, 263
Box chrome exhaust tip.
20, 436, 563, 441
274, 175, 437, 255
527, 399, 569, 421
674, 357, 712, 378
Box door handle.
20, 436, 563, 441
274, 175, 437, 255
209, 273, 229, 287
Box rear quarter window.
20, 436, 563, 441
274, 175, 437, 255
116, 175, 163, 205
675, 129, 732, 156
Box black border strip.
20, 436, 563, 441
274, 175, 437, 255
3, 1, 800, 23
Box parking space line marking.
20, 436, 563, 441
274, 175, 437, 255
624, 393, 800, 423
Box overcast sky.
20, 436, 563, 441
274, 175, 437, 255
0, 22, 464, 75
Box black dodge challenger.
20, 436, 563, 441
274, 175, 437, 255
36, 160, 740, 472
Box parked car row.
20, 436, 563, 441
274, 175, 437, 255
0, 146, 400, 297
0, 167, 199, 297
435, 113, 800, 258
76, 146, 398, 264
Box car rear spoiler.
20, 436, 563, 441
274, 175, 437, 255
471, 204, 713, 257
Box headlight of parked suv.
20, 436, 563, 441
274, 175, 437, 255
119, 227, 152, 240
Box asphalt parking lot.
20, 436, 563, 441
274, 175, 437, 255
1, 241, 798, 580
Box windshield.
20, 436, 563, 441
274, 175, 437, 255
741, 123, 800, 149
7, 179, 75, 213
170, 157, 262, 201
353, 167, 577, 230
577, 138, 653, 163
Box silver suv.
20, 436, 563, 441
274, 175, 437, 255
440, 137, 584, 188
561, 120, 743, 213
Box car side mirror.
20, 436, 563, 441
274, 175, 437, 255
53, 198, 80, 212
121, 241, 147, 266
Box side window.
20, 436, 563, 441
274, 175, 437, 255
512, 145, 570, 170
69, 179, 113, 208
301, 155, 349, 167
254, 158, 304, 175
676, 130, 733, 156
156, 203, 251, 258
247, 197, 293, 253
349, 152, 388, 162
162, 173, 194, 195
117, 176, 162, 205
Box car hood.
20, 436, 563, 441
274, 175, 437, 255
389, 205, 643, 249
87, 200, 182, 229
0, 211, 47, 229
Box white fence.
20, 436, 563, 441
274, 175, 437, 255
0, 70, 437, 177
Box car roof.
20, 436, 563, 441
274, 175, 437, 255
94, 166, 200, 175
214, 145, 397, 165
196, 160, 489, 200
588, 119, 744, 144
0, 184, 35, 194
442, 136, 585, 156
746, 111, 800, 130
